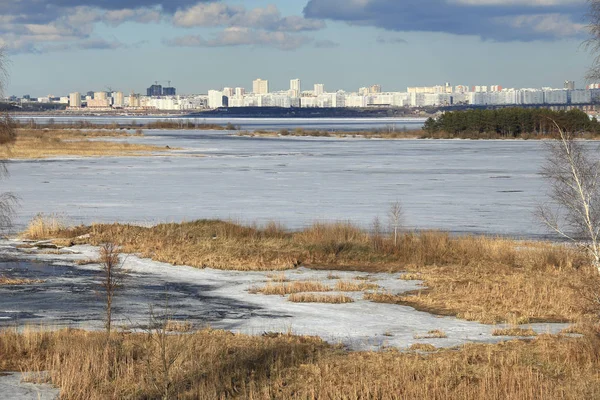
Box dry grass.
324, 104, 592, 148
288, 293, 354, 303
0, 128, 171, 159
164, 320, 194, 333
251, 281, 331, 295
414, 330, 448, 339
0, 277, 43, 285
493, 327, 538, 337
21, 213, 65, 240
29, 219, 593, 324
408, 343, 438, 352
399, 272, 423, 280
334, 280, 379, 292
5, 327, 600, 399
265, 272, 288, 282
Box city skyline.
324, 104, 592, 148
0, 0, 594, 96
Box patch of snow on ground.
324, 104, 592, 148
0, 240, 569, 351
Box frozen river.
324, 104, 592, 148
3, 129, 554, 237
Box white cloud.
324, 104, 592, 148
450, 0, 584, 5
173, 3, 325, 32
498, 13, 586, 37
166, 27, 313, 50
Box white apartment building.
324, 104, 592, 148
112, 92, 124, 108
544, 89, 568, 104
290, 79, 301, 97
69, 92, 81, 108
314, 84, 325, 97
520, 89, 544, 105
253, 79, 269, 94
208, 90, 224, 109
570, 90, 592, 104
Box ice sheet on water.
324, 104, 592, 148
3, 133, 554, 237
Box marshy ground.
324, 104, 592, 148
2, 216, 600, 398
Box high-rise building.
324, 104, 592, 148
147, 84, 162, 97
162, 87, 176, 96
87, 91, 110, 108
370, 84, 382, 94
314, 84, 325, 96
235, 87, 246, 98
128, 93, 140, 108
223, 87, 235, 98
69, 92, 81, 108
113, 92, 124, 108
564, 80, 575, 90
290, 79, 301, 97
208, 90, 225, 109
253, 79, 269, 94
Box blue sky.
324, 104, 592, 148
0, 0, 594, 96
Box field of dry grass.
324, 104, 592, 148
287, 293, 354, 303
0, 128, 171, 159
238, 128, 424, 139
3, 327, 600, 399
26, 218, 592, 324
0, 277, 42, 285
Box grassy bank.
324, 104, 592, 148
0, 128, 173, 159
2, 327, 600, 399
237, 127, 600, 140
15, 119, 237, 131
24, 217, 594, 324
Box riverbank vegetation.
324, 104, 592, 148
23, 216, 594, 324
2, 326, 600, 399
14, 119, 238, 131
0, 127, 173, 159
424, 108, 600, 138
239, 109, 600, 140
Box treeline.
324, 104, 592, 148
424, 108, 600, 138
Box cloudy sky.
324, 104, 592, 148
0, 0, 595, 96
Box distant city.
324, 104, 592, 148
6, 79, 600, 111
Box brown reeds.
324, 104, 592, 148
334, 280, 379, 292
251, 281, 331, 295
26, 219, 592, 323
414, 330, 448, 339
0, 128, 171, 159
21, 213, 65, 240
4, 327, 600, 399
493, 327, 538, 337
287, 293, 354, 303
0, 277, 42, 285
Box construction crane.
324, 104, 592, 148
154, 80, 173, 87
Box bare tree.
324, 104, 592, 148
388, 200, 404, 246
538, 122, 600, 271
0, 48, 17, 232
99, 243, 125, 335
586, 0, 600, 82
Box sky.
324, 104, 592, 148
0, 0, 596, 96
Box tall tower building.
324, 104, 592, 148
235, 87, 246, 98
290, 79, 301, 97
253, 79, 269, 94
113, 92, 124, 108
369, 84, 382, 94
69, 92, 81, 108
564, 80, 575, 90
314, 83, 325, 96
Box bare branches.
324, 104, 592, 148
99, 243, 126, 335
388, 200, 404, 246
538, 123, 600, 270
586, 0, 600, 81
